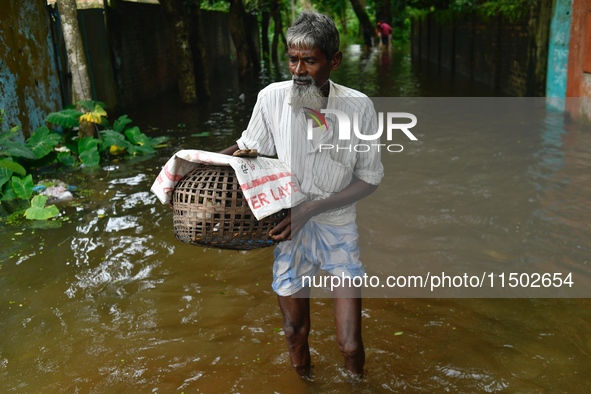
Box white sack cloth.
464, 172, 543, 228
151, 150, 306, 220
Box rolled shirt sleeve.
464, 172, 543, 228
353, 101, 384, 185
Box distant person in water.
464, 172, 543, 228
219, 12, 383, 379
377, 21, 393, 47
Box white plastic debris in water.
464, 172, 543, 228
40, 185, 73, 202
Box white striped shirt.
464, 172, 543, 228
237, 80, 384, 225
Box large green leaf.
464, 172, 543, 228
125, 126, 155, 151
127, 144, 155, 156
77, 100, 107, 112
0, 158, 26, 176
100, 130, 133, 155
100, 129, 127, 147
25, 126, 62, 159
0, 158, 15, 189
11, 174, 34, 200
57, 152, 76, 167
78, 137, 100, 166
113, 115, 132, 133
150, 136, 169, 147
0, 129, 20, 144
0, 157, 27, 189
78, 137, 100, 154
1, 183, 17, 201
79, 148, 100, 167
25, 195, 60, 220
124, 126, 143, 145
0, 140, 35, 159
79, 149, 100, 167
45, 109, 82, 128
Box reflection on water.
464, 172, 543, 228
1, 45, 591, 392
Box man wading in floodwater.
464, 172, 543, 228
221, 12, 383, 379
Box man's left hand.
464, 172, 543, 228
269, 201, 318, 241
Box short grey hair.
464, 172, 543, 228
286, 12, 340, 60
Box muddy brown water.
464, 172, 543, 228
1, 45, 591, 392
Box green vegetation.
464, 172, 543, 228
407, 0, 530, 23
477, 0, 529, 21
315, 0, 366, 43
0, 102, 168, 223
200, 0, 230, 12
242, 0, 531, 46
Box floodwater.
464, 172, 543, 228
1, 44, 591, 392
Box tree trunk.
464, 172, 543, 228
244, 12, 261, 72
271, 0, 284, 64
56, 0, 92, 104
229, 0, 251, 77
375, 0, 393, 26
349, 0, 375, 42
261, 11, 271, 62
391, 0, 405, 36
160, 0, 197, 104
193, 2, 211, 99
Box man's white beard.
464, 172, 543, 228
290, 75, 327, 112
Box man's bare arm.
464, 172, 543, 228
219, 144, 239, 155
306, 178, 378, 216
219, 144, 257, 157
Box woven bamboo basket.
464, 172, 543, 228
172, 165, 286, 250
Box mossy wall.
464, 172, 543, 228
0, 0, 61, 138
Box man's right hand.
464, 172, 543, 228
232, 149, 258, 158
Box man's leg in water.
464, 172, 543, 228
333, 287, 364, 376
278, 286, 312, 377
